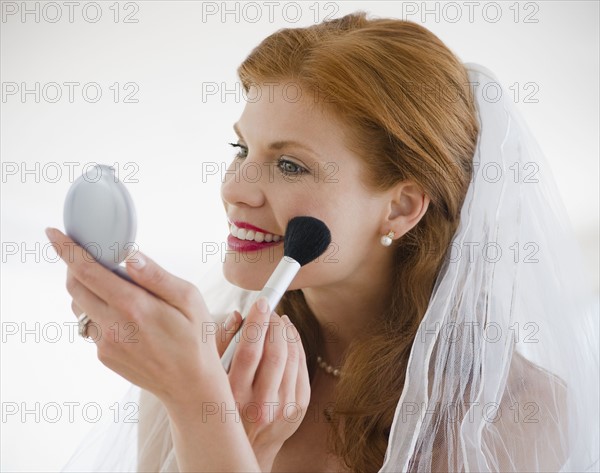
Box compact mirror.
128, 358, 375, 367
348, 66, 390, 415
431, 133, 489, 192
63, 164, 137, 274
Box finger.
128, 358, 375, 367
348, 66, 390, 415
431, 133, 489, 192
278, 315, 300, 404
46, 227, 208, 324
123, 248, 210, 318
45, 227, 135, 307
216, 310, 242, 358
294, 324, 311, 409
253, 312, 288, 400
228, 297, 272, 388
71, 300, 83, 316
66, 268, 110, 323
67, 271, 113, 344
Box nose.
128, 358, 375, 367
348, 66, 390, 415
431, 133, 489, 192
220, 157, 266, 209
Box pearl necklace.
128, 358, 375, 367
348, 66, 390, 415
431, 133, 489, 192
316, 355, 342, 378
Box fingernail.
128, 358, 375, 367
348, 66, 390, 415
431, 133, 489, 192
282, 316, 300, 341
127, 252, 146, 270
45, 227, 57, 240
256, 297, 269, 314
225, 312, 237, 331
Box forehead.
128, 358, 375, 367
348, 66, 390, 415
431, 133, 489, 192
238, 81, 344, 149
235, 82, 377, 195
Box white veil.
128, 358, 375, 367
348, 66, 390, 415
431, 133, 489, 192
61, 63, 599, 472
379, 63, 599, 472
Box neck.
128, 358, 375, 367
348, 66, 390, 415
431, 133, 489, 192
301, 258, 395, 371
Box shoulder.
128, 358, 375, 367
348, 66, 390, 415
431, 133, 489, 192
505, 350, 568, 421
486, 350, 568, 471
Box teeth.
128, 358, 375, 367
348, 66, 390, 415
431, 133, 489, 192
230, 223, 282, 244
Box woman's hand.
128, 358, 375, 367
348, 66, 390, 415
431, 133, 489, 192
45, 227, 224, 407
226, 297, 311, 472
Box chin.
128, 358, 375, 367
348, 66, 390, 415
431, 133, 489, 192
222, 254, 276, 291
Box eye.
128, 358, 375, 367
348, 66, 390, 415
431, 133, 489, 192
228, 142, 247, 159
278, 158, 308, 176
228, 142, 309, 177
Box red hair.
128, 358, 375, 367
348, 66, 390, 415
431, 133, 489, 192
238, 11, 478, 472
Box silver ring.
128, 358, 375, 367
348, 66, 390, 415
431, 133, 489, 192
77, 312, 91, 338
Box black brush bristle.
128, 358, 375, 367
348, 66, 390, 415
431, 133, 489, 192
283, 216, 331, 266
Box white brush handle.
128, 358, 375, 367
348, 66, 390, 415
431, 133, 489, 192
220, 256, 301, 372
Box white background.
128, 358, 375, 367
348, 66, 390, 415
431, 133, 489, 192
1, 1, 598, 471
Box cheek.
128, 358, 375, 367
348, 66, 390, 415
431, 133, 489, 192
313, 202, 368, 251
286, 218, 372, 289
299, 195, 367, 247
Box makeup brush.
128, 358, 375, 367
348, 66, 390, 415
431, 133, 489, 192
220, 216, 331, 373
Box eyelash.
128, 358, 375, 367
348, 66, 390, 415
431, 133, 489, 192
228, 142, 309, 176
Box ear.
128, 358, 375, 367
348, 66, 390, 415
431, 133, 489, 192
383, 181, 430, 239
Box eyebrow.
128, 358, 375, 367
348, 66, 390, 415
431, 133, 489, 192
233, 122, 322, 159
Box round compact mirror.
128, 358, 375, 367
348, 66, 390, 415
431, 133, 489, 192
63, 164, 137, 272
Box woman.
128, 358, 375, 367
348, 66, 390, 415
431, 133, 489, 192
50, 11, 598, 473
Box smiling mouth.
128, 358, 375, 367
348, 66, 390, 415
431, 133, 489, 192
226, 219, 286, 253
228, 221, 283, 243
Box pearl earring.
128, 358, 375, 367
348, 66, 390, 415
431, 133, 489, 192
380, 230, 395, 247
